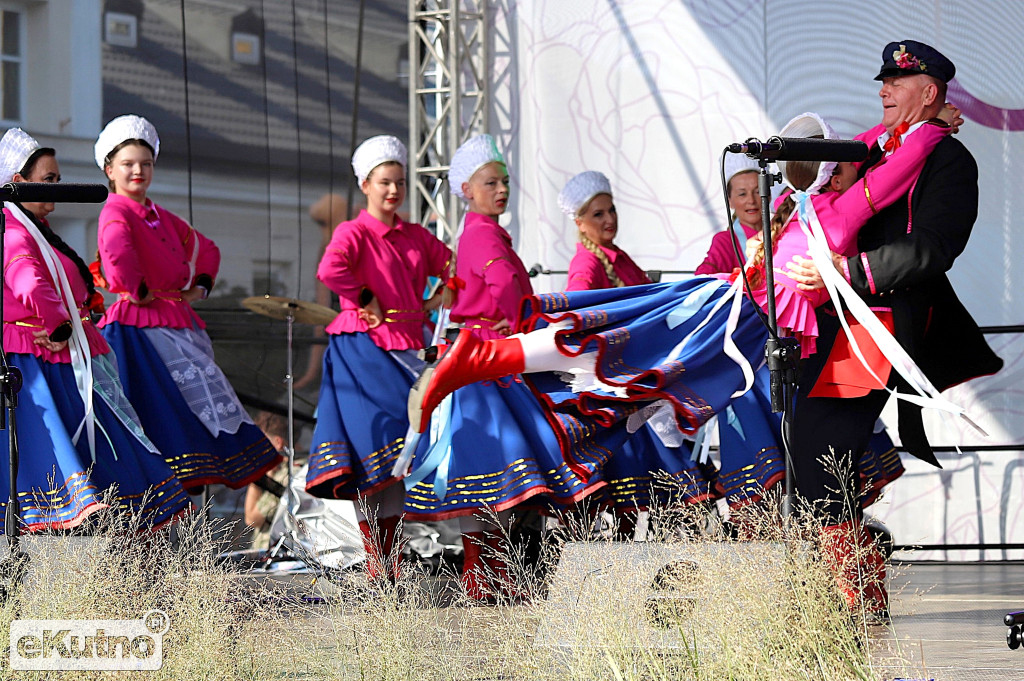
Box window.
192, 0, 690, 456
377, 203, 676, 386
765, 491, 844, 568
231, 32, 260, 66
0, 9, 22, 122
105, 11, 138, 48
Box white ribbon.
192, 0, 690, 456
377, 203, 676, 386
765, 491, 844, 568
663, 278, 756, 399
791, 192, 985, 436
6, 203, 97, 460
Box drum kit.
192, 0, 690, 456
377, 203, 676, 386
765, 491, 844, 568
240, 295, 360, 570
237, 295, 462, 575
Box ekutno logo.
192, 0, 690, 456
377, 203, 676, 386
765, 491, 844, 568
9, 609, 169, 671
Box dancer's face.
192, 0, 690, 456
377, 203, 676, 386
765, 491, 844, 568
105, 143, 154, 203
575, 193, 617, 248
14, 153, 60, 220
362, 162, 406, 221
463, 162, 509, 217
728, 171, 760, 228
878, 73, 938, 133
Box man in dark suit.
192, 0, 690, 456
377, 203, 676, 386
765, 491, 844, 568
785, 40, 1003, 617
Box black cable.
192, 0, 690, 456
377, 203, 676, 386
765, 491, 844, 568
289, 0, 303, 299
344, 0, 367, 221
260, 0, 273, 295
178, 0, 194, 225
321, 0, 335, 210
718, 149, 778, 342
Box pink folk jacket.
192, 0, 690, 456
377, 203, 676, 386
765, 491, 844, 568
318, 210, 451, 351
97, 193, 219, 330
4, 208, 108, 361
449, 212, 532, 340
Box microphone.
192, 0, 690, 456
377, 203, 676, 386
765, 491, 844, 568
528, 263, 545, 277
727, 137, 868, 163
0, 183, 109, 203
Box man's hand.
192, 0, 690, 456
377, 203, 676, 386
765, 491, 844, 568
783, 252, 842, 291
490, 318, 512, 336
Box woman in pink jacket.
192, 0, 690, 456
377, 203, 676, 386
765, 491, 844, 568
306, 135, 451, 583
94, 115, 280, 494
403, 135, 605, 601
0, 128, 190, 532
561, 170, 718, 535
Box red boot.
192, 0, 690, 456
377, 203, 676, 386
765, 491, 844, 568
359, 516, 403, 584
460, 531, 492, 602
820, 520, 889, 618
408, 328, 526, 432
483, 532, 526, 601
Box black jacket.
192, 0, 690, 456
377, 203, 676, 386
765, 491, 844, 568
808, 133, 1003, 464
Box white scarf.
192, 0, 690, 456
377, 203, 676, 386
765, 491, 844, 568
5, 203, 97, 459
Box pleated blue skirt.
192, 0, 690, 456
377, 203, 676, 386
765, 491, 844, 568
307, 332, 417, 499
0, 353, 192, 533
716, 367, 787, 507
102, 322, 280, 490
403, 377, 606, 521
519, 279, 768, 465
716, 367, 904, 508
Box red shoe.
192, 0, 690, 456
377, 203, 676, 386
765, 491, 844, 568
460, 531, 492, 602
408, 328, 525, 433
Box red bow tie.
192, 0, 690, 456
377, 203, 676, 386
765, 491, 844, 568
883, 121, 911, 152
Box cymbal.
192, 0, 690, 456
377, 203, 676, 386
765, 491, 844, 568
242, 295, 337, 326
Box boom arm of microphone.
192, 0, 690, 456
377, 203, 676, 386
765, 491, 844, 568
726, 137, 868, 163
0, 183, 109, 203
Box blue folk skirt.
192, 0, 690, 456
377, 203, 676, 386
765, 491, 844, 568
716, 367, 904, 508
403, 377, 606, 521
102, 322, 280, 489
0, 353, 192, 533
307, 332, 419, 499
519, 278, 768, 468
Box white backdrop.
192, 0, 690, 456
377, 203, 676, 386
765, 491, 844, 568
486, 0, 1024, 557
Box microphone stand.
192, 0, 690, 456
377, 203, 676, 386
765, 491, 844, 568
752, 160, 801, 520
0, 207, 28, 602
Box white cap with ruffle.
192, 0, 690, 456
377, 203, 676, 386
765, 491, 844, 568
448, 134, 505, 199
777, 112, 840, 194
352, 135, 407, 185
94, 115, 160, 169
724, 153, 760, 185
558, 170, 612, 216
0, 128, 40, 184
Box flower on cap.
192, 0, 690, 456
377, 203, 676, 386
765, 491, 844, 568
351, 135, 407, 185
0, 128, 41, 185
558, 170, 612, 216
94, 115, 160, 169
893, 44, 926, 72
448, 134, 505, 199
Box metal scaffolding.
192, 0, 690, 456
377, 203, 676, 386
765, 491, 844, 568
408, 0, 489, 244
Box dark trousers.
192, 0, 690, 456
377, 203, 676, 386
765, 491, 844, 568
787, 308, 889, 525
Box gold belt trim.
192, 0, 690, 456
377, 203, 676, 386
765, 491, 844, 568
6, 315, 90, 328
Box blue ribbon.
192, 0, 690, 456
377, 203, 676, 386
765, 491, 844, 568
403, 394, 454, 500
725, 405, 745, 441
666, 280, 722, 329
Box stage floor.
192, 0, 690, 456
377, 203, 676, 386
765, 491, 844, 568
874, 561, 1024, 680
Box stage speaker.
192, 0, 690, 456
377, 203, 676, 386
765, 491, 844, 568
535, 541, 806, 664
0, 536, 109, 595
